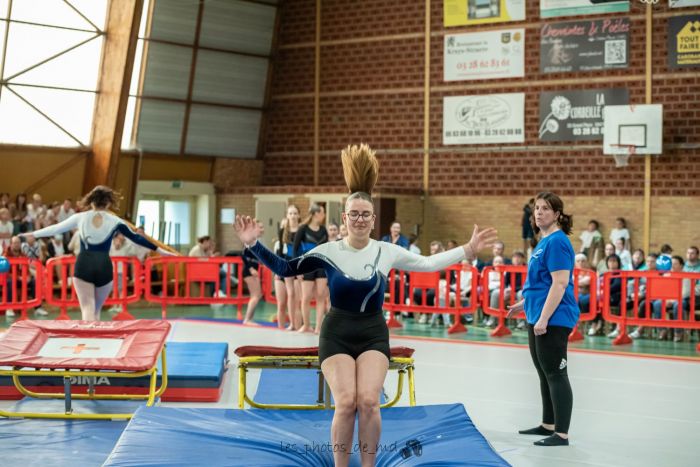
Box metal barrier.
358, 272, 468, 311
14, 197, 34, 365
383, 264, 480, 334
481, 266, 598, 341
44, 256, 144, 320
144, 256, 248, 319
601, 270, 700, 350
480, 265, 527, 337
570, 268, 598, 341
0, 258, 44, 320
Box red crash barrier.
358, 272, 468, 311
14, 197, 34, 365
0, 258, 43, 321
383, 264, 480, 334
144, 256, 248, 319
480, 265, 527, 338
44, 256, 144, 320
570, 267, 598, 341
601, 270, 700, 350
481, 266, 598, 341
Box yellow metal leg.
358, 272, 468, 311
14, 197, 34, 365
238, 364, 246, 409
408, 366, 416, 406
0, 344, 169, 420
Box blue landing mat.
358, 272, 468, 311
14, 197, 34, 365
254, 369, 386, 405
103, 404, 510, 466
0, 400, 136, 467
255, 368, 325, 404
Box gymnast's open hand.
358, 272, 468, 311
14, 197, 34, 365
234, 215, 262, 246
463, 224, 498, 260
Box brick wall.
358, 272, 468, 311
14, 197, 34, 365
248, 1, 700, 251
217, 194, 256, 253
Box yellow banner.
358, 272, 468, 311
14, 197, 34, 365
444, 0, 525, 27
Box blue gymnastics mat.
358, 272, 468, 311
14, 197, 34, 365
0, 400, 134, 467
255, 368, 325, 404
103, 404, 510, 466
254, 369, 386, 405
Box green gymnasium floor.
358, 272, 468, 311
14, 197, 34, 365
4, 301, 698, 360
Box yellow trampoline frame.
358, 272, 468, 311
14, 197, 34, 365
237, 354, 415, 410
0, 346, 168, 420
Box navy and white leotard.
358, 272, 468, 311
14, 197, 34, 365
29, 211, 158, 287
249, 238, 465, 362
249, 238, 465, 314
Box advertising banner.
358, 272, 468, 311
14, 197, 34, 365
444, 29, 525, 81
443, 93, 525, 145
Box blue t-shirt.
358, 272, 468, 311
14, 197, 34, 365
380, 234, 409, 250
522, 230, 579, 328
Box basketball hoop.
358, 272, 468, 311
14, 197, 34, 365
610, 144, 636, 168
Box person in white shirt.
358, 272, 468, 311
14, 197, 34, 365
189, 235, 216, 257
614, 238, 632, 270
579, 219, 602, 265
408, 233, 421, 255
25, 193, 46, 229
609, 217, 631, 251
0, 208, 14, 251
57, 199, 75, 223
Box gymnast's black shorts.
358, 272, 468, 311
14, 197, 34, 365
74, 251, 113, 288
319, 307, 390, 364
303, 268, 327, 281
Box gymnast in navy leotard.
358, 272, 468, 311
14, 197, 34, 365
235, 144, 497, 467
22, 186, 174, 320
275, 205, 301, 329
293, 203, 329, 333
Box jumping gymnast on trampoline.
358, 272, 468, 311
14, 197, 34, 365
20, 185, 175, 320
234, 144, 497, 467
507, 191, 578, 446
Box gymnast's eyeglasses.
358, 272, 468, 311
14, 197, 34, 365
346, 211, 374, 222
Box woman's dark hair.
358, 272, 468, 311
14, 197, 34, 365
616, 217, 627, 228
302, 203, 324, 225
197, 235, 211, 244
588, 219, 599, 230
531, 192, 573, 236
660, 244, 673, 254
80, 185, 120, 210
606, 254, 621, 269
671, 255, 685, 266
15, 193, 27, 212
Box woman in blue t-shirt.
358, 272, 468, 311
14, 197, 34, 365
507, 192, 579, 447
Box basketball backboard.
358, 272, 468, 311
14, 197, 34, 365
603, 104, 663, 155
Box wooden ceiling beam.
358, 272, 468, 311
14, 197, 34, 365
84, 0, 144, 192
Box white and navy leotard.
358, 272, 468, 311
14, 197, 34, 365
28, 211, 158, 287
248, 238, 466, 361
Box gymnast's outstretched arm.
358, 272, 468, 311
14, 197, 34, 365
21, 213, 80, 238
234, 215, 322, 277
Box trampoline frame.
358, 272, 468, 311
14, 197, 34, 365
0, 346, 168, 420
237, 355, 416, 410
